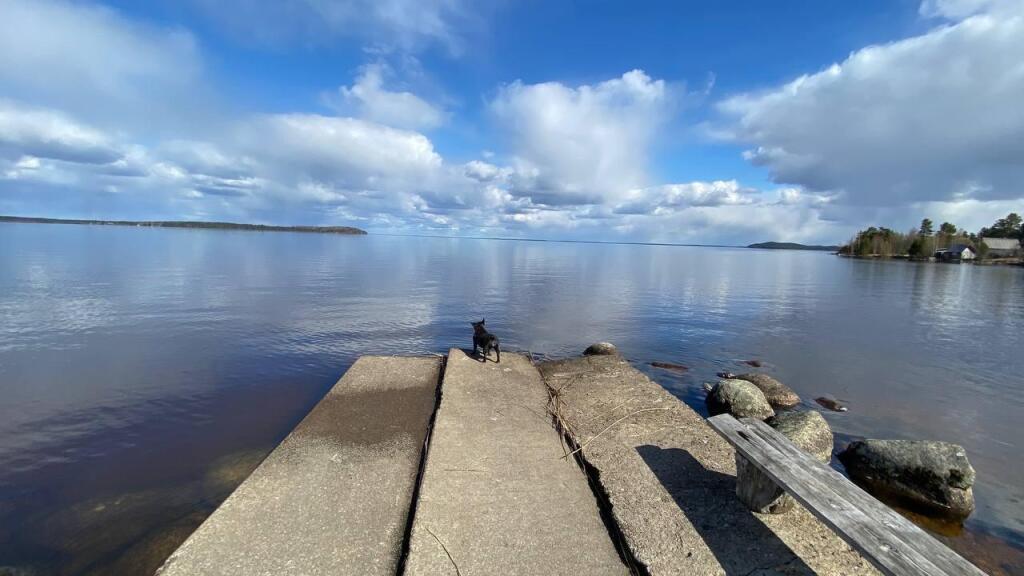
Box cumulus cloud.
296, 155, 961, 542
463, 160, 510, 183
0, 0, 205, 127
0, 100, 122, 165
720, 4, 1024, 209
614, 180, 759, 214
327, 63, 446, 130
0, 2, 855, 244
491, 70, 673, 206
240, 113, 443, 191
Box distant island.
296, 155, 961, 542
0, 215, 367, 235
747, 242, 839, 251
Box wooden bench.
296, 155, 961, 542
707, 414, 986, 576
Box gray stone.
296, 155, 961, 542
583, 341, 619, 356
737, 411, 833, 513
767, 411, 834, 463
706, 379, 775, 420
404, 350, 626, 576
838, 439, 976, 521
733, 373, 801, 408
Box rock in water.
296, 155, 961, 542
736, 411, 833, 513
583, 342, 619, 356
650, 361, 688, 372
816, 395, 848, 412
705, 379, 775, 419
838, 439, 975, 521
743, 359, 763, 368
768, 411, 834, 462
733, 373, 800, 408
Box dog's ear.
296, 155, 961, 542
481, 318, 485, 325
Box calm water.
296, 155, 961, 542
1, 222, 1022, 575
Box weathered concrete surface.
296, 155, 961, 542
404, 349, 627, 576
156, 356, 441, 576
540, 355, 880, 576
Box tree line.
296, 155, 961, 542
839, 213, 1022, 258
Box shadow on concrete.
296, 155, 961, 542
457, 347, 496, 363
636, 444, 815, 575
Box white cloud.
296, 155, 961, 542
328, 63, 446, 130
0, 3, 848, 245
0, 100, 122, 165
720, 5, 1024, 209
240, 113, 443, 191
463, 160, 510, 183
919, 0, 1023, 19
614, 180, 759, 214
491, 70, 673, 206
188, 0, 476, 55
0, 0, 204, 127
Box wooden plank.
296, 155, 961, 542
712, 415, 949, 576
708, 414, 986, 576
741, 418, 984, 576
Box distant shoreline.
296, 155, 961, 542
0, 215, 367, 235
747, 241, 840, 252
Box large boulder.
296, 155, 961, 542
838, 439, 975, 521
583, 342, 619, 356
736, 410, 833, 513
733, 373, 800, 408
706, 379, 775, 420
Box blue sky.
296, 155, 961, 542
1, 0, 1022, 244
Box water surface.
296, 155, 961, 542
1, 223, 1022, 574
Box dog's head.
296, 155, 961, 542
471, 318, 486, 333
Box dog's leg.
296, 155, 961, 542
495, 343, 500, 363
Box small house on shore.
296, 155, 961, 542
982, 237, 1021, 258
934, 244, 976, 261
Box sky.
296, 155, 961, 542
0, 0, 1022, 245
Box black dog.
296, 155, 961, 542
471, 318, 500, 363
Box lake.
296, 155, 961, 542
1, 222, 1022, 575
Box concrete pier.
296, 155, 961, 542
157, 349, 904, 575
156, 356, 441, 576
403, 349, 626, 575
539, 354, 879, 575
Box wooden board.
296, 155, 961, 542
707, 414, 987, 576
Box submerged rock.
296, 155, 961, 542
650, 361, 688, 372
202, 449, 268, 501
743, 359, 763, 368
706, 379, 775, 419
732, 373, 800, 408
30, 486, 198, 575
816, 395, 849, 412
737, 410, 834, 513
838, 439, 975, 521
85, 512, 206, 576
583, 342, 619, 356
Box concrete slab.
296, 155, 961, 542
403, 349, 627, 576
156, 356, 441, 576
539, 355, 880, 576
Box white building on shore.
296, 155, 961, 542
982, 237, 1021, 258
